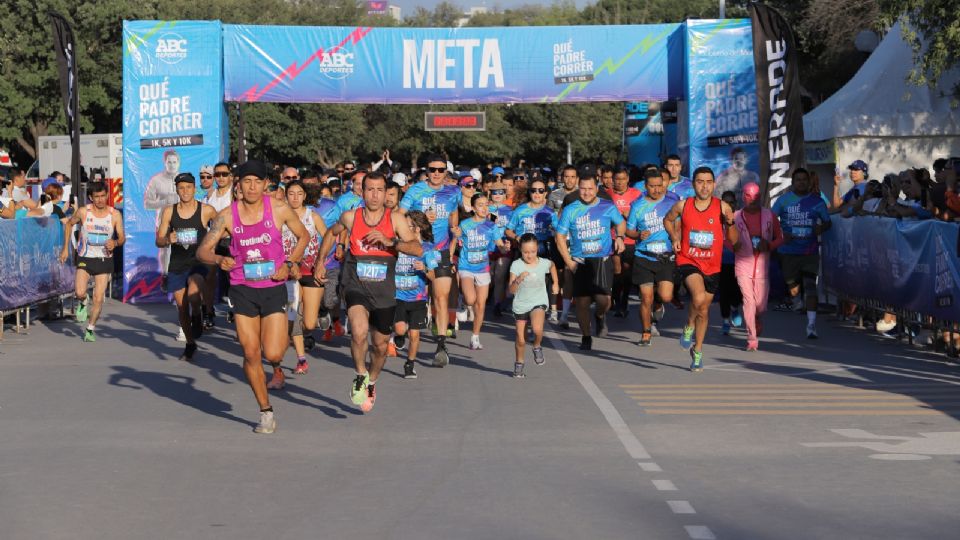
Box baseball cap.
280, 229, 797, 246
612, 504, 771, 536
578, 164, 598, 180
848, 160, 869, 174
236, 160, 268, 180
174, 172, 196, 184
392, 172, 408, 186
491, 166, 505, 175
41, 177, 61, 190
200, 165, 214, 175
458, 170, 473, 179
743, 182, 761, 202
470, 168, 482, 181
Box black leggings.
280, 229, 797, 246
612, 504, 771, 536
718, 263, 742, 318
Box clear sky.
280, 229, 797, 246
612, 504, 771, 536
388, 0, 593, 17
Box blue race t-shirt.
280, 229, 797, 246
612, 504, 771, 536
458, 218, 502, 273
335, 191, 363, 215
667, 178, 695, 200
506, 202, 556, 254
313, 197, 343, 270
395, 241, 440, 302
400, 182, 461, 249
772, 191, 831, 256
626, 192, 679, 261
488, 203, 513, 230
555, 198, 624, 259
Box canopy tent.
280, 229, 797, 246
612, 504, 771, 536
803, 22, 960, 190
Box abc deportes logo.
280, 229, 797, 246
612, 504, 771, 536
318, 49, 355, 80
155, 33, 188, 64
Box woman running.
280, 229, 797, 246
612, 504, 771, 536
509, 233, 559, 378
458, 192, 509, 350
392, 210, 440, 379
505, 178, 559, 320
487, 180, 514, 317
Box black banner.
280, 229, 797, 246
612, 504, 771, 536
750, 2, 805, 205
50, 12, 81, 201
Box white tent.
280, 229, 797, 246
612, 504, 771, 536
803, 22, 960, 191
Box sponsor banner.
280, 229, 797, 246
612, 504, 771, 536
625, 101, 678, 166
50, 13, 82, 201
223, 24, 680, 104
122, 21, 226, 303
686, 20, 760, 199
822, 217, 960, 321
804, 139, 836, 165
0, 217, 76, 311
751, 3, 806, 205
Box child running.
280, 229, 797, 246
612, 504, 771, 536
509, 233, 559, 378
458, 193, 509, 350
391, 210, 440, 378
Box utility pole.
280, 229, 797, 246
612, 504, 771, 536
719, 0, 725, 19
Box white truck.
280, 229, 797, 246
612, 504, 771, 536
36, 133, 122, 180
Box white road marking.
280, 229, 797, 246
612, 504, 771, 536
652, 479, 678, 491
685, 525, 717, 539
547, 331, 651, 459
667, 500, 696, 514
638, 462, 662, 472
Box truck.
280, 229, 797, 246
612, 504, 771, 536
36, 133, 122, 181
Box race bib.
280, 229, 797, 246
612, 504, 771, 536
751, 236, 761, 249
689, 230, 714, 249
176, 228, 198, 246
243, 260, 274, 281
357, 261, 388, 282
396, 275, 419, 290
582, 239, 602, 255
87, 232, 109, 246
467, 250, 487, 264
646, 241, 667, 254
792, 226, 813, 238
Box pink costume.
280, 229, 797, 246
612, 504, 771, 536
732, 206, 783, 349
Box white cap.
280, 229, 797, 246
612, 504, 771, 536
392, 172, 408, 186
470, 168, 482, 181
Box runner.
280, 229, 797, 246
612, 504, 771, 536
663, 166, 738, 372
555, 170, 626, 351
772, 168, 832, 339
548, 165, 578, 211
625, 171, 679, 346
548, 165, 579, 326
509, 233, 559, 378
58, 182, 125, 343
607, 166, 643, 318
505, 178, 559, 322
718, 190, 744, 335
316, 172, 422, 412
197, 160, 310, 434
282, 181, 327, 377
458, 192, 509, 350
664, 154, 695, 199
202, 161, 235, 328
398, 155, 461, 366
487, 179, 514, 317
391, 210, 440, 379
313, 186, 347, 341
155, 173, 217, 360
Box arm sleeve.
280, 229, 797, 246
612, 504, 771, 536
608, 205, 625, 225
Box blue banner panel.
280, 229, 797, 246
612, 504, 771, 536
122, 21, 226, 303
686, 20, 760, 199
822, 217, 960, 321
0, 217, 75, 311
223, 24, 681, 104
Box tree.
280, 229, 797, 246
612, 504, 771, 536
878, 0, 960, 92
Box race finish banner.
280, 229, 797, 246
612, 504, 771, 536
223, 24, 682, 104
685, 19, 760, 200
750, 2, 805, 205
822, 217, 960, 322
121, 21, 227, 303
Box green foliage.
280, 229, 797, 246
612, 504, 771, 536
878, 0, 960, 92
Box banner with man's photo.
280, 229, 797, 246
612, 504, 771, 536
122, 20, 227, 302
822, 217, 960, 321
685, 19, 760, 198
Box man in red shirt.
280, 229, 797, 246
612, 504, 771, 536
608, 166, 642, 317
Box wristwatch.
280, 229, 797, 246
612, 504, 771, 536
285, 260, 295, 269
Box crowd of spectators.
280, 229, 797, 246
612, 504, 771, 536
0, 169, 72, 221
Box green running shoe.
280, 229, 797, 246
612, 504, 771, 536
350, 373, 370, 405
689, 348, 703, 372
82, 329, 96, 343
76, 299, 88, 323
680, 326, 694, 350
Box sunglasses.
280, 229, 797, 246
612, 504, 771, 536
462, 182, 477, 188
428, 167, 447, 173
266, 185, 279, 192
214, 172, 231, 177
529, 188, 548, 194
513, 176, 526, 181
491, 189, 506, 195
200, 174, 213, 179
282, 175, 299, 181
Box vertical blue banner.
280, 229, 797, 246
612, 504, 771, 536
685, 19, 760, 199
122, 21, 226, 303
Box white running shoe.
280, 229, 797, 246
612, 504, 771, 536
469, 335, 483, 350
254, 410, 276, 434
176, 328, 187, 342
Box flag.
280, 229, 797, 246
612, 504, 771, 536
750, 2, 805, 205
50, 12, 81, 200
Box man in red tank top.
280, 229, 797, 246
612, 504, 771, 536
316, 172, 423, 414
663, 166, 738, 372
607, 166, 642, 318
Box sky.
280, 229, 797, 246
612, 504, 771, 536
388, 0, 594, 16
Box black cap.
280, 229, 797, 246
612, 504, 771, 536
578, 164, 598, 180
236, 160, 268, 180
174, 172, 196, 184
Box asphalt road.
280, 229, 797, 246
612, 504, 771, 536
1, 299, 958, 540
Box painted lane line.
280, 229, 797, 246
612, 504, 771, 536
685, 525, 717, 540
643, 409, 949, 416
637, 462, 662, 472
652, 479, 678, 491
667, 500, 696, 514
546, 331, 651, 460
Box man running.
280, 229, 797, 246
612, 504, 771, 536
625, 171, 679, 346
772, 168, 831, 339
202, 162, 235, 328
197, 160, 309, 434
399, 155, 461, 366
663, 166, 738, 372
156, 172, 217, 361
555, 170, 626, 350
608, 166, 642, 318
664, 154, 695, 199
59, 182, 125, 343
316, 172, 422, 413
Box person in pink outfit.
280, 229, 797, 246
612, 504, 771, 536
731, 183, 783, 351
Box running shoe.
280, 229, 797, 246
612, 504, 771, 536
76, 299, 88, 323
513, 362, 526, 378
650, 322, 660, 337
319, 312, 332, 331
334, 320, 345, 337
403, 361, 418, 379
773, 300, 793, 312
203, 311, 215, 330
360, 384, 376, 413
304, 335, 316, 351
350, 373, 370, 405
434, 342, 449, 367
613, 309, 626, 319
254, 410, 276, 434
560, 320, 571, 330
180, 342, 198, 361
431, 322, 439, 336
689, 348, 703, 372
639, 331, 652, 347
722, 320, 731, 335
595, 315, 607, 337
879, 329, 897, 340
548, 310, 559, 324
447, 324, 457, 339
806, 323, 818, 339
679, 326, 694, 350
266, 371, 285, 390
323, 328, 333, 342
579, 335, 592, 351
456, 308, 469, 323
469, 335, 483, 350
792, 296, 804, 312
227, 311, 235, 324
746, 341, 759, 352
82, 329, 96, 343
731, 309, 743, 328
533, 347, 545, 366
293, 357, 309, 374
176, 328, 187, 342
653, 303, 666, 322
387, 341, 398, 357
